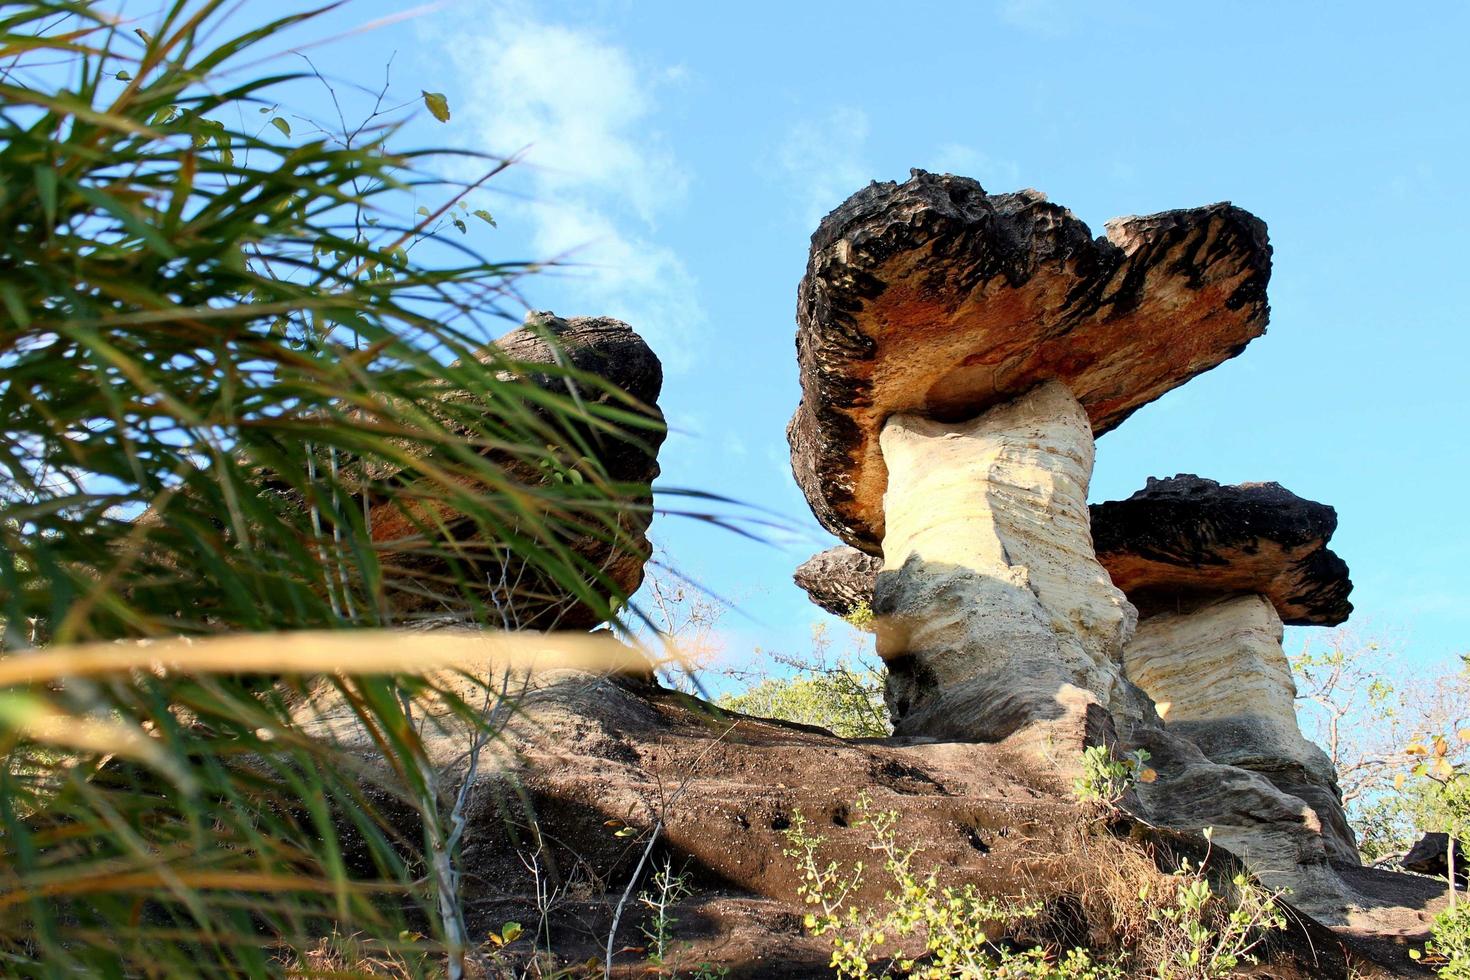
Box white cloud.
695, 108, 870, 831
774, 106, 874, 229
434, 3, 703, 369
771, 111, 1020, 230
923, 143, 1022, 191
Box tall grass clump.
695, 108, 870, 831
0, 1, 666, 974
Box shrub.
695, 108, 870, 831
1414, 903, 1470, 978
781, 795, 1123, 978
1073, 745, 1155, 806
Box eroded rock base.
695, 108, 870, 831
873, 381, 1135, 757
1124, 594, 1359, 863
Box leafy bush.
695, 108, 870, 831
1072, 745, 1155, 806
719, 621, 889, 738
1139, 837, 1286, 979
781, 796, 1286, 980
1, 0, 660, 645
781, 795, 1123, 978
1415, 903, 1470, 978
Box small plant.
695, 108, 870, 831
640, 859, 693, 969
1140, 830, 1287, 979
633, 859, 728, 978
781, 795, 1123, 978
1413, 903, 1470, 978
1073, 745, 1156, 806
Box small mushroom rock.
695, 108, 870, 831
1093, 475, 1358, 863
1091, 474, 1352, 626
374, 311, 666, 630
792, 546, 880, 620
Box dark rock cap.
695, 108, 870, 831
788, 170, 1272, 552
1091, 475, 1352, 626
793, 546, 881, 619
373, 311, 665, 630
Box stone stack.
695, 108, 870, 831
786, 171, 1360, 911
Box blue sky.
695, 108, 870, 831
253, 0, 1468, 672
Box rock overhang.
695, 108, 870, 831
1090, 474, 1353, 627
787, 170, 1272, 553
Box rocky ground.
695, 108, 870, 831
304, 662, 1452, 977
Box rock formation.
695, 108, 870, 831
874, 381, 1135, 750
295, 641, 1440, 975
788, 171, 1270, 553
1091, 474, 1353, 626
1092, 475, 1358, 863
782, 172, 1383, 913
790, 477, 1361, 873
792, 546, 881, 620
790, 546, 1356, 907
1403, 832, 1469, 884
786, 170, 1272, 753
374, 311, 665, 630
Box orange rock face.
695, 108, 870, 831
788, 171, 1271, 552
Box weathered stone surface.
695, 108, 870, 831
1402, 832, 1470, 883
792, 546, 880, 619
787, 171, 1271, 551
1123, 595, 1359, 862
872, 381, 1136, 753
295, 649, 1437, 973
486, 311, 664, 483
372, 311, 665, 629
1091, 474, 1352, 626
1110, 688, 1358, 916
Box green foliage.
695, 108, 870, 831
1141, 844, 1286, 979
0, 0, 662, 645
720, 671, 888, 738
639, 860, 692, 970
0, 1, 673, 975
782, 797, 1286, 980
1073, 745, 1154, 806
843, 600, 876, 632
1291, 631, 1470, 862
1417, 903, 1470, 978
781, 796, 1123, 978
719, 621, 889, 738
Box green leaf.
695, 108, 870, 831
270, 116, 291, 137
501, 922, 523, 943
452, 217, 467, 234
416, 206, 430, 217
473, 209, 496, 227
115, 70, 132, 81
421, 91, 450, 123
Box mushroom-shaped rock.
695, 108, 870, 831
793, 546, 881, 620
1091, 474, 1352, 626
786, 172, 1271, 757
788, 170, 1271, 553
374, 311, 665, 630
1094, 475, 1357, 863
